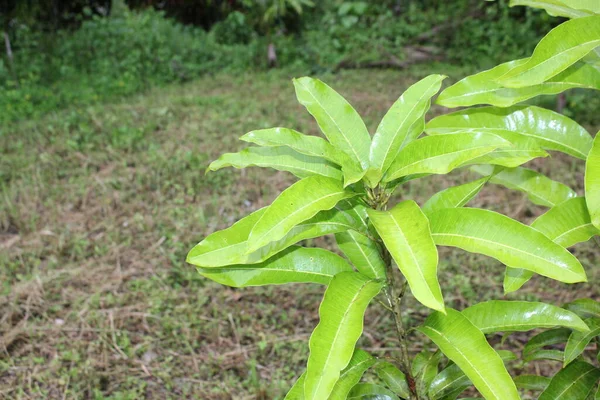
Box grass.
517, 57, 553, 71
1, 68, 599, 399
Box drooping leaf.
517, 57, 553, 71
425, 105, 593, 159
564, 298, 600, 319
367, 201, 444, 312
347, 383, 400, 400
523, 328, 572, 359
367, 74, 446, 185
241, 127, 364, 186
374, 362, 410, 399
285, 372, 306, 400
412, 350, 442, 395
293, 77, 371, 170
514, 375, 551, 391
539, 361, 600, 400
335, 231, 386, 280
328, 349, 377, 400
428, 208, 587, 283
383, 133, 509, 182
247, 176, 355, 253
304, 272, 383, 399
418, 309, 520, 400
564, 317, 600, 366
472, 165, 576, 207
496, 15, 600, 87
422, 177, 489, 215
510, 0, 600, 18
197, 246, 353, 287
437, 59, 600, 108
461, 300, 589, 333
208, 146, 342, 180
585, 132, 600, 229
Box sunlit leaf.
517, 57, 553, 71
539, 361, 600, 400
285, 372, 306, 399
374, 362, 410, 399
564, 317, 600, 366
336, 231, 386, 280
585, 132, 600, 229
347, 383, 400, 400
510, 0, 600, 18
514, 375, 550, 391
304, 272, 383, 399
422, 177, 489, 215
329, 349, 377, 400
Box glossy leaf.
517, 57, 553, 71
461, 300, 589, 333
463, 131, 547, 168
412, 350, 442, 395
197, 246, 353, 287
383, 133, 509, 182
514, 375, 550, 391
247, 176, 355, 253
329, 349, 377, 400
241, 127, 364, 186
585, 132, 600, 229
496, 15, 600, 87
304, 272, 383, 399
428, 207, 587, 283
564, 298, 600, 319
374, 362, 410, 399
564, 317, 600, 365
422, 177, 489, 215
336, 231, 387, 280
294, 77, 371, 170
418, 308, 520, 400
539, 361, 600, 400
285, 372, 306, 400
348, 383, 400, 400
510, 0, 600, 18
437, 58, 600, 108
523, 328, 571, 359
367, 74, 445, 185
208, 146, 342, 180
472, 165, 576, 207
367, 201, 444, 312
425, 105, 593, 159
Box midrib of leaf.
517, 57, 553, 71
454, 181, 487, 208
208, 267, 333, 278
346, 231, 378, 275
554, 367, 598, 398
430, 373, 467, 398
565, 328, 600, 360
477, 321, 580, 331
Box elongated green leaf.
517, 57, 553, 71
383, 133, 509, 182
197, 246, 353, 287
248, 176, 355, 253
564, 298, 600, 319
525, 349, 564, 362
523, 328, 571, 358
463, 132, 548, 168
285, 372, 306, 400
367, 75, 445, 185
586, 132, 600, 229
514, 375, 550, 391
329, 349, 377, 400
304, 272, 383, 399
208, 146, 342, 180
367, 201, 444, 312
336, 231, 386, 280
422, 177, 489, 215
496, 16, 600, 87
293, 77, 371, 170
418, 309, 520, 400
539, 361, 600, 400
241, 128, 364, 186
187, 206, 361, 268
412, 350, 442, 395
462, 300, 589, 333
437, 59, 600, 108
472, 165, 576, 207
510, 0, 600, 18
425, 105, 593, 159
564, 318, 600, 365
374, 362, 410, 399
348, 383, 400, 400
428, 208, 587, 283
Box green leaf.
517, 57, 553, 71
539, 361, 600, 400
564, 318, 600, 366
428, 208, 587, 283
285, 372, 306, 400
510, 0, 599, 18
293, 77, 371, 170
472, 165, 576, 207
496, 15, 600, 87
348, 383, 400, 400
463, 131, 548, 168
524, 349, 564, 362
564, 298, 600, 319
422, 177, 489, 215
425, 105, 593, 159
586, 132, 600, 229
329, 349, 377, 400
514, 375, 551, 391
412, 350, 442, 395
437, 59, 600, 108
523, 328, 571, 359
417, 308, 520, 400
461, 300, 589, 333
208, 146, 342, 180
304, 272, 383, 399
374, 362, 410, 399
383, 133, 509, 182
336, 231, 386, 280
197, 246, 353, 287
367, 74, 446, 185
247, 176, 355, 253
241, 127, 364, 186
367, 201, 444, 312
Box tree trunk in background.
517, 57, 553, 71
3, 30, 18, 87
267, 42, 277, 68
